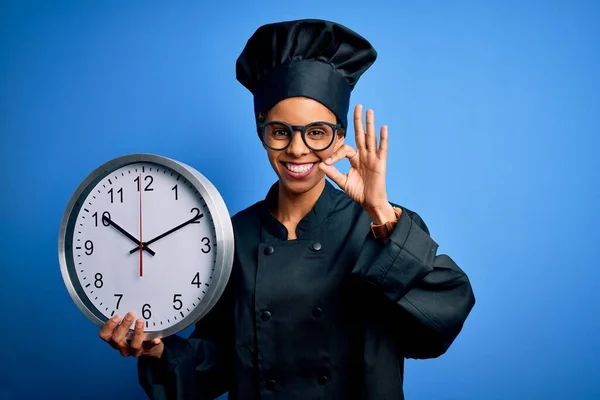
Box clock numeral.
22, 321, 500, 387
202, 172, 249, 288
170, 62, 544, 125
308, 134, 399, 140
135, 175, 154, 191
114, 294, 123, 309
85, 240, 94, 255
94, 273, 103, 288
173, 294, 183, 310
191, 272, 202, 288
172, 184, 178, 200
201, 237, 211, 254
92, 211, 111, 227
142, 303, 152, 319
191, 207, 202, 223
108, 187, 123, 203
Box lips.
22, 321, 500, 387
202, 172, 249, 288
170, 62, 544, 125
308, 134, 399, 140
285, 163, 314, 173
282, 162, 317, 179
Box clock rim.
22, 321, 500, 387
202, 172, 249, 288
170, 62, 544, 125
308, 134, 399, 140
58, 153, 235, 341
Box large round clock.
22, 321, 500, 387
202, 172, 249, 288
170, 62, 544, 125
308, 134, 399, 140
58, 153, 234, 340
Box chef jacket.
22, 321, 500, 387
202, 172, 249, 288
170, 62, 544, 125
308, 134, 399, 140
137, 180, 476, 400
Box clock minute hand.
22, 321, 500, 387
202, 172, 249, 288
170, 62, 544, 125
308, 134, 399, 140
102, 215, 156, 256
129, 212, 204, 254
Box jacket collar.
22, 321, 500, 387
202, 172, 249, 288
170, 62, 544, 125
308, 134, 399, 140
260, 179, 335, 241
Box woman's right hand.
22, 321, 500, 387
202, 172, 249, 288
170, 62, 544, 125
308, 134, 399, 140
99, 312, 164, 359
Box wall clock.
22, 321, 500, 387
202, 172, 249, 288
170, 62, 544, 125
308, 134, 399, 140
58, 153, 234, 340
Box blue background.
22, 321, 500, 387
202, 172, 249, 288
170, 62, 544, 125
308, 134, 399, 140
1, 1, 599, 399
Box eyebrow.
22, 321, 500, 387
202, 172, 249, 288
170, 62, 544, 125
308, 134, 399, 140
266, 120, 335, 125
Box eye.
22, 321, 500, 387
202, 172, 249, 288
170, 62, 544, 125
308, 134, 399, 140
273, 129, 289, 137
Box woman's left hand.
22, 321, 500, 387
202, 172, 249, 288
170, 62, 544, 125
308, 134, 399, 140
318, 104, 397, 225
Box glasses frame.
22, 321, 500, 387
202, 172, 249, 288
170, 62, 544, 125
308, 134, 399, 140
257, 120, 343, 152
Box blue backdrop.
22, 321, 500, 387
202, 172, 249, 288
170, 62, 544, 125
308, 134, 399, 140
1, 1, 599, 399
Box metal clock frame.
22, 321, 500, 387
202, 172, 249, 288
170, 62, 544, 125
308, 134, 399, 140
58, 153, 235, 340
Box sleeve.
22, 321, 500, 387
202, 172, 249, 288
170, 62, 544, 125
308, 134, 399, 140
352, 206, 476, 359
137, 271, 236, 400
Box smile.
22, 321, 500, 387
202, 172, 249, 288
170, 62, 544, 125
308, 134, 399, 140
285, 163, 314, 173
282, 162, 317, 178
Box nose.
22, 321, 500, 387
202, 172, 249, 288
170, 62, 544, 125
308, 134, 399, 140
286, 130, 310, 157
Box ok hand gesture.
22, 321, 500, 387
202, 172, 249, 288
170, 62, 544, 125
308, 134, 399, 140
319, 104, 396, 224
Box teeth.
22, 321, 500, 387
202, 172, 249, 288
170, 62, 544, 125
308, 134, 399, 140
285, 163, 314, 173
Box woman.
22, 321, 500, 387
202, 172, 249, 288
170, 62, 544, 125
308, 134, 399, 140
99, 19, 475, 400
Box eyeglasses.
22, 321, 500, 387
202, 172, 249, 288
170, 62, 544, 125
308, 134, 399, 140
257, 121, 342, 151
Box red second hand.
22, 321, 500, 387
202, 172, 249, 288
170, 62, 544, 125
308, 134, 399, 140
139, 172, 143, 277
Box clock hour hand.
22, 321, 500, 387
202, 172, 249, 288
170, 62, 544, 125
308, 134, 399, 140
128, 212, 203, 254
102, 215, 156, 256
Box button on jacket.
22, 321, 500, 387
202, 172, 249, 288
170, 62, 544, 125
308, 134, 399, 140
138, 180, 476, 400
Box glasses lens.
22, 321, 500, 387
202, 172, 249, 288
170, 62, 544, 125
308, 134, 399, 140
263, 122, 292, 150
305, 123, 335, 150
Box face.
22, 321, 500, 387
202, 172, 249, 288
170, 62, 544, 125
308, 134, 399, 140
261, 97, 345, 196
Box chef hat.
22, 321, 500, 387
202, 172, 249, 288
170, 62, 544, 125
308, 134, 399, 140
235, 19, 377, 132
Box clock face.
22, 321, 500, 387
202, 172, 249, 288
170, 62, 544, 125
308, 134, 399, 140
59, 155, 233, 339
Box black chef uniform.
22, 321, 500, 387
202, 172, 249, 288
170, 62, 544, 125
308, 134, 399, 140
137, 19, 476, 400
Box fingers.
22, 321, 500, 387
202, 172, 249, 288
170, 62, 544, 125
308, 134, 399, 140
99, 311, 162, 359
379, 125, 388, 159
146, 338, 162, 348
113, 312, 137, 356
113, 312, 135, 341
320, 142, 358, 191
354, 104, 366, 151
354, 104, 388, 157
318, 163, 347, 190
143, 337, 164, 353
365, 109, 377, 152
128, 319, 146, 357
99, 312, 136, 357
324, 144, 359, 168
99, 314, 122, 343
